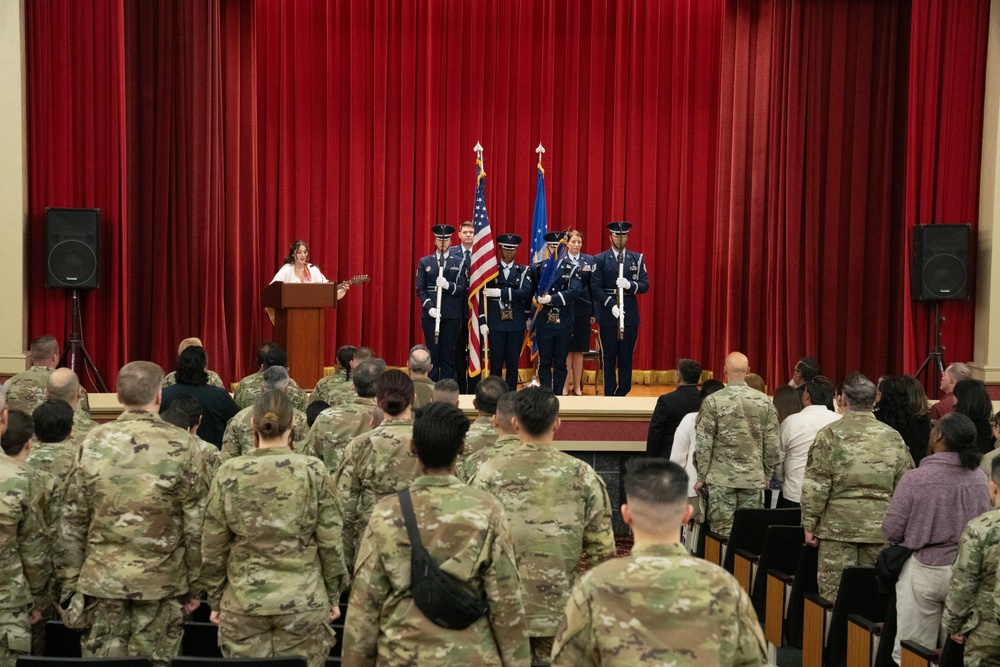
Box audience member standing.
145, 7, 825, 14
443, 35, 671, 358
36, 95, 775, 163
343, 402, 530, 667
407, 345, 436, 408
46, 368, 98, 437
930, 361, 972, 420
788, 356, 820, 402
551, 459, 766, 666
776, 377, 840, 509
59, 362, 207, 667
162, 337, 226, 389
221, 366, 309, 459
161, 345, 240, 448
670, 380, 725, 547
800, 373, 913, 602
0, 385, 53, 667
233, 342, 309, 411
308, 345, 356, 407
5, 335, 90, 415
694, 352, 780, 537
471, 387, 615, 663
882, 412, 990, 664
202, 390, 345, 667
461, 391, 521, 483
646, 358, 703, 459
953, 379, 995, 454
876, 376, 933, 465
943, 457, 1000, 665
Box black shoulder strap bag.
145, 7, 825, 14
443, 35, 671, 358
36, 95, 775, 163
398, 487, 489, 630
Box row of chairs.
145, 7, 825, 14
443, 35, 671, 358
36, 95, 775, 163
698, 507, 963, 667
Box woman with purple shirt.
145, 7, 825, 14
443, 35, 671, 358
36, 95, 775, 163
882, 412, 990, 663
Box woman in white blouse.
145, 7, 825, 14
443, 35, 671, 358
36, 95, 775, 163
271, 239, 347, 298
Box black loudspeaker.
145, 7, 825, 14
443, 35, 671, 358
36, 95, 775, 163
911, 224, 971, 300
45, 208, 100, 289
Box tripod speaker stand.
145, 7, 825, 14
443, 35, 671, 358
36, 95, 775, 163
59, 289, 108, 392
914, 302, 946, 391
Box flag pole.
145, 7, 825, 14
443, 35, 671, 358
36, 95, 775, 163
473, 142, 490, 377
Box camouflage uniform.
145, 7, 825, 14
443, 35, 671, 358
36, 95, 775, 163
163, 369, 225, 390
297, 397, 377, 470
59, 411, 209, 667
73, 410, 98, 437
470, 442, 616, 661
337, 418, 420, 573
411, 376, 435, 409
26, 439, 82, 483
800, 411, 912, 601
194, 438, 222, 481
694, 382, 780, 537
460, 433, 521, 483
943, 506, 1000, 666
463, 415, 499, 457
552, 542, 767, 666
327, 385, 359, 408
307, 369, 349, 406
0, 456, 53, 667
343, 475, 531, 666
4, 366, 91, 415
201, 448, 345, 667
233, 370, 308, 412
220, 405, 309, 460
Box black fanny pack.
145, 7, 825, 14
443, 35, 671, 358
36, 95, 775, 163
398, 487, 489, 630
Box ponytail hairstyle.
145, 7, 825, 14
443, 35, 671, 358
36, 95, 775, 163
252, 389, 294, 441
935, 412, 982, 470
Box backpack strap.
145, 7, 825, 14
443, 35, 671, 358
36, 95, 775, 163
398, 487, 426, 556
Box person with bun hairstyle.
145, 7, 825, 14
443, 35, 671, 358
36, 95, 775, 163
201, 390, 345, 667
882, 412, 990, 663
336, 369, 420, 572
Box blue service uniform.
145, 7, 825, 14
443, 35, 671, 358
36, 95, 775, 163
416, 252, 469, 380
531, 258, 582, 394
479, 261, 533, 391
566, 253, 597, 352
449, 245, 477, 393
591, 248, 649, 396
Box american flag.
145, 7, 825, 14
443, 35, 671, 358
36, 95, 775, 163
467, 153, 498, 377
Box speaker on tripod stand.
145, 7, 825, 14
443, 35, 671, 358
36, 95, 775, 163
911, 224, 972, 392
45, 208, 108, 392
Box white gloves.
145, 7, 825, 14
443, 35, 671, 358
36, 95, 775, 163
616, 277, 631, 290
428, 308, 441, 319
480, 324, 490, 336
484, 288, 501, 298
436, 276, 450, 289
612, 305, 621, 318
537, 294, 552, 305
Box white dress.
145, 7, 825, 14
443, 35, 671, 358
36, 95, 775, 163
270, 263, 329, 284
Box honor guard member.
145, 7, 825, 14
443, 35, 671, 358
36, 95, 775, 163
591, 221, 649, 396
451, 221, 478, 394
479, 233, 533, 391
531, 232, 583, 395
415, 224, 469, 381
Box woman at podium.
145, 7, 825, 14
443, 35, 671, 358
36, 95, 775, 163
270, 239, 347, 298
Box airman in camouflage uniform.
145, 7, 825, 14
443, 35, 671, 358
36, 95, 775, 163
234, 370, 308, 412
201, 410, 345, 667
26, 400, 81, 483
298, 359, 384, 468
462, 374, 508, 459
159, 403, 223, 482
342, 401, 530, 667
308, 370, 348, 406
46, 368, 98, 438
944, 462, 1000, 667
407, 345, 436, 409
800, 373, 912, 602
163, 369, 225, 389
7, 366, 91, 416
552, 458, 766, 667
0, 447, 53, 667
471, 387, 615, 663
459, 390, 519, 483
59, 362, 208, 667
221, 407, 308, 459
694, 352, 780, 538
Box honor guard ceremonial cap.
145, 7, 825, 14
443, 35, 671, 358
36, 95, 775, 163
543, 231, 566, 246
431, 224, 456, 239
607, 221, 632, 235
497, 233, 522, 249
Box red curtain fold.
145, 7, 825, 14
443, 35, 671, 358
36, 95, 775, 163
25, 0, 127, 389
902, 0, 990, 395
24, 0, 992, 391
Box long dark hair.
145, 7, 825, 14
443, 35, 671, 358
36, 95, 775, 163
953, 379, 994, 454
936, 412, 983, 469
175, 346, 209, 386
875, 376, 914, 429
283, 239, 308, 265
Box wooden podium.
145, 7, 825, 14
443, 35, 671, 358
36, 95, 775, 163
261, 282, 337, 390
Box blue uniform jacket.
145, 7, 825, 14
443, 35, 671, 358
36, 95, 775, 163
530, 258, 583, 332
416, 252, 469, 320
565, 253, 597, 318
590, 248, 649, 327
479, 262, 533, 332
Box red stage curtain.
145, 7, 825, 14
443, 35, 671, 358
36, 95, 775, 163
901, 1, 990, 393
25, 0, 128, 388
23, 0, 991, 390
